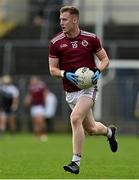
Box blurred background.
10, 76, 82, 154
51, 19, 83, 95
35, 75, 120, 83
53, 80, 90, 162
0, 0, 139, 135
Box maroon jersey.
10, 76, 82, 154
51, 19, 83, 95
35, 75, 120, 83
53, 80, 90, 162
49, 30, 102, 92
29, 81, 46, 105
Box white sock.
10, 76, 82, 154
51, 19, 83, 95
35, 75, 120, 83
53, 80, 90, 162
72, 154, 81, 166
107, 127, 112, 138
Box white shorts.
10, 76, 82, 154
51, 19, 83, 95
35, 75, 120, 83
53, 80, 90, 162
30, 105, 45, 118
65, 86, 98, 109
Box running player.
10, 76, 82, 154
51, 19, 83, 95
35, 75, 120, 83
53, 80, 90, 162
48, 6, 118, 174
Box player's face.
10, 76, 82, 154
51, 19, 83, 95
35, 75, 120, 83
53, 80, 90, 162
30, 76, 39, 85
60, 12, 77, 35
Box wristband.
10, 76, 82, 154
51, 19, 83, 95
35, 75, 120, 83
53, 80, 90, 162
60, 70, 65, 77
93, 68, 101, 73
63, 71, 67, 78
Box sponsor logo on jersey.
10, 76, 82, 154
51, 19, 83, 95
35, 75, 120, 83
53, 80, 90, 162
60, 44, 68, 48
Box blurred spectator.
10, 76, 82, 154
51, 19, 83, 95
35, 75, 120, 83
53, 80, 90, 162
32, 0, 74, 25
32, 0, 74, 38
24, 75, 48, 141
45, 89, 57, 133
0, 75, 19, 137
32, 0, 47, 26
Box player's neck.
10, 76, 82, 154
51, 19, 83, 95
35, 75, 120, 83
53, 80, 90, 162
66, 28, 80, 39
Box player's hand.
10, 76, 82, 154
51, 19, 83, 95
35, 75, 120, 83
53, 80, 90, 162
92, 68, 101, 84
64, 72, 78, 85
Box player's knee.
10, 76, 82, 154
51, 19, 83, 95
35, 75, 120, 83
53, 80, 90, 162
70, 113, 81, 126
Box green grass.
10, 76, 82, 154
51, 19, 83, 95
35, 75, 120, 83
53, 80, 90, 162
0, 133, 139, 179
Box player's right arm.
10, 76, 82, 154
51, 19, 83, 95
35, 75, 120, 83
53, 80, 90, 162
49, 57, 78, 84
24, 93, 32, 107
49, 57, 64, 78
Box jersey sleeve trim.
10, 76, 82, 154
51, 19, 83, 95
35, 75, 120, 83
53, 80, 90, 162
51, 32, 65, 44
95, 47, 102, 53
49, 54, 58, 58
80, 30, 96, 38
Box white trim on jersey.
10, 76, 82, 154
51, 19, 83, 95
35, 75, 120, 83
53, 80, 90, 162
51, 33, 65, 44
80, 30, 96, 38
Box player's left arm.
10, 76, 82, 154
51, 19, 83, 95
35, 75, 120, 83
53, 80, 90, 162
11, 88, 20, 111
95, 48, 109, 72
92, 48, 109, 84
12, 97, 19, 111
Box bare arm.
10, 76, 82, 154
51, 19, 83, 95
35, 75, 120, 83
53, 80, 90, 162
49, 57, 64, 77
24, 93, 32, 107
49, 57, 78, 85
12, 97, 19, 111
95, 48, 109, 72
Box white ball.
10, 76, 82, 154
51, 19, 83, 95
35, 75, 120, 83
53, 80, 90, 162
75, 67, 94, 89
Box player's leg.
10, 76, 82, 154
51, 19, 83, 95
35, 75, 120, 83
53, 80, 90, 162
83, 108, 107, 135
8, 114, 17, 135
70, 96, 93, 155
64, 96, 93, 174
83, 108, 118, 152
31, 106, 47, 140
31, 115, 47, 142
0, 112, 7, 136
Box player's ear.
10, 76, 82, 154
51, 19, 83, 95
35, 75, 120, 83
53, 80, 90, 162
73, 17, 78, 24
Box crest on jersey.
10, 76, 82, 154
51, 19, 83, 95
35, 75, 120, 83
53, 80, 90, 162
71, 41, 78, 48
81, 40, 88, 47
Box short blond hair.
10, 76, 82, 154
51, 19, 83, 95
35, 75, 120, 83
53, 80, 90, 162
60, 6, 79, 17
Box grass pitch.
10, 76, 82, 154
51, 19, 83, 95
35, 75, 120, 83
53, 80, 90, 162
0, 133, 139, 179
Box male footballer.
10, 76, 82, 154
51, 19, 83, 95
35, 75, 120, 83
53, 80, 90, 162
48, 6, 118, 174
